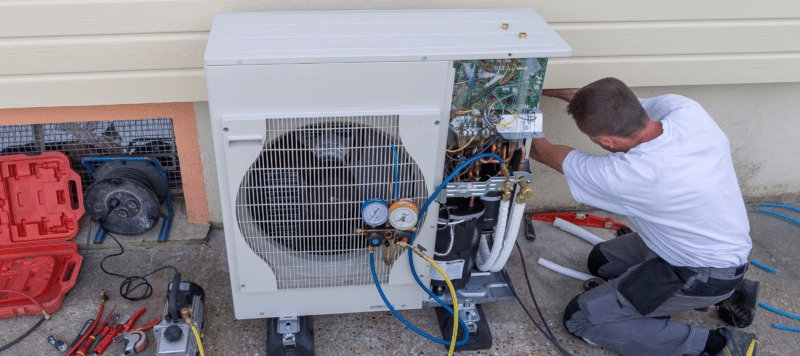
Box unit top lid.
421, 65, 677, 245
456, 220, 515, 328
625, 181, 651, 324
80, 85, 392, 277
204, 9, 571, 66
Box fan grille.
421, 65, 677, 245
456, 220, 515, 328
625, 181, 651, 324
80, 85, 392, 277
235, 116, 428, 289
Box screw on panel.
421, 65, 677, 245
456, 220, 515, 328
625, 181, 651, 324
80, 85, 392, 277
422, 56, 427, 60
502, 23, 509, 29
519, 32, 527, 38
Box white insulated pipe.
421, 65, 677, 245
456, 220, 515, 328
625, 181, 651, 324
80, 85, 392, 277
488, 200, 526, 272
475, 198, 510, 271
553, 218, 605, 246
537, 258, 595, 281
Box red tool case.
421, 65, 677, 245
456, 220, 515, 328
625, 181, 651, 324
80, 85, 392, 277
0, 152, 84, 318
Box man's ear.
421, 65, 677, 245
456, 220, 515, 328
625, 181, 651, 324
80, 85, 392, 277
596, 135, 616, 150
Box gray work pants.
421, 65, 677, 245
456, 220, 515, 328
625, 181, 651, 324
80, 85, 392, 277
564, 233, 746, 356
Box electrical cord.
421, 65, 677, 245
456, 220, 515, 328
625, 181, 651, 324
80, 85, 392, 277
498, 243, 573, 356
96, 220, 179, 301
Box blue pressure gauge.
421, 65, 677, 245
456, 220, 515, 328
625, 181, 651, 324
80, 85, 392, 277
361, 198, 389, 226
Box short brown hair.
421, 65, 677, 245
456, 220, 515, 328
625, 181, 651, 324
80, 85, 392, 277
567, 77, 648, 138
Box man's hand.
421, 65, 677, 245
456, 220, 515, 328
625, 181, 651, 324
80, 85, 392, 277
528, 138, 574, 174
543, 88, 580, 103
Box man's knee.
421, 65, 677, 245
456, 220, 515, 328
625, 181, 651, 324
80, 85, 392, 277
587, 243, 609, 278
563, 294, 582, 336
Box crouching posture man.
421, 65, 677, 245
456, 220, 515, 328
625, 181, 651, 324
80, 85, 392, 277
529, 77, 760, 356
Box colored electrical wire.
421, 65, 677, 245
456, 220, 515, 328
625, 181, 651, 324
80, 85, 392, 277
399, 241, 460, 355
757, 209, 800, 227
761, 202, 800, 213
498, 62, 517, 85
391, 143, 399, 202
405, 153, 504, 346
494, 109, 518, 127
369, 249, 466, 350
445, 136, 475, 153
758, 302, 800, 321
773, 324, 800, 332
749, 260, 778, 273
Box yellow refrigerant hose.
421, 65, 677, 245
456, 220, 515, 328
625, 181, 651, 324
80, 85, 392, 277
398, 241, 460, 356
181, 308, 206, 356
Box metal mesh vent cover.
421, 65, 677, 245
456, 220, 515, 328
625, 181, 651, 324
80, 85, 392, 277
235, 116, 428, 290
0, 119, 182, 195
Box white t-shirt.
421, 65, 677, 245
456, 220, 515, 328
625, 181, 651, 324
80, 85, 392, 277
562, 94, 751, 268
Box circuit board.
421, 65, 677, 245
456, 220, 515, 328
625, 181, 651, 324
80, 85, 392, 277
449, 58, 548, 140
451, 58, 547, 116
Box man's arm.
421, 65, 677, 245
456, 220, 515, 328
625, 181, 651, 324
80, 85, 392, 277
528, 138, 574, 174
542, 88, 580, 103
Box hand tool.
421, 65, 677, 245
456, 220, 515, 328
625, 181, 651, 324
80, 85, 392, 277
115, 307, 162, 343
66, 291, 109, 356
122, 330, 147, 354
78, 313, 118, 356
530, 212, 628, 230
67, 319, 94, 350
93, 315, 131, 355
35, 330, 67, 352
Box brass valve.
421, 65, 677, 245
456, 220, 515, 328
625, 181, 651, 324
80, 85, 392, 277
515, 177, 533, 203
501, 179, 513, 202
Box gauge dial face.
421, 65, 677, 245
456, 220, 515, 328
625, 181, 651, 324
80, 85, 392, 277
361, 199, 389, 226
389, 206, 418, 230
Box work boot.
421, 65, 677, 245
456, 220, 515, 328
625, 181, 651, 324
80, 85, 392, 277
699, 328, 758, 356
716, 279, 760, 328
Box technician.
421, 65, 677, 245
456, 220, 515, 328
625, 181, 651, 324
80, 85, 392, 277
528, 77, 759, 356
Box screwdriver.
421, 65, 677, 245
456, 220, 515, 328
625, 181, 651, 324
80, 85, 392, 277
35, 330, 68, 352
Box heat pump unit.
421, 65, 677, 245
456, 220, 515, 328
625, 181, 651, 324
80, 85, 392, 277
204, 9, 570, 321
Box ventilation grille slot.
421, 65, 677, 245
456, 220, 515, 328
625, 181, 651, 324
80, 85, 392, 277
235, 115, 428, 289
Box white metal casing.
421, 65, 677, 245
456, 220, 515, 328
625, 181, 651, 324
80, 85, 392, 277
204, 9, 570, 319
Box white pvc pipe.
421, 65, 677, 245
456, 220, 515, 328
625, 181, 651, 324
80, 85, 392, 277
537, 258, 595, 282
488, 200, 526, 272
475, 198, 510, 271
553, 217, 605, 246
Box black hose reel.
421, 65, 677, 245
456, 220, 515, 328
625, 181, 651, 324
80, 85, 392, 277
83, 159, 172, 241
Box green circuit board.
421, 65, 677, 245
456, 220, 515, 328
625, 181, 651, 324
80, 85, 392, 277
451, 58, 548, 118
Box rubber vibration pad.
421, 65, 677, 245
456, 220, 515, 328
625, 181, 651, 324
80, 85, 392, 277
267, 315, 315, 356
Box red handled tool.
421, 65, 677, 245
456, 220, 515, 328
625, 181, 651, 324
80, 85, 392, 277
529, 212, 628, 230
66, 291, 109, 356
92, 315, 130, 355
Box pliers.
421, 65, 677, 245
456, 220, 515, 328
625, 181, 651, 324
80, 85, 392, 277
115, 307, 162, 342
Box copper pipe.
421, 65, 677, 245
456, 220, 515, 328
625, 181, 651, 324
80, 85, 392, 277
480, 144, 498, 164
517, 145, 526, 171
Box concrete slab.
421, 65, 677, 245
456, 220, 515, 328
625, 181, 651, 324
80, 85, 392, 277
0, 203, 796, 355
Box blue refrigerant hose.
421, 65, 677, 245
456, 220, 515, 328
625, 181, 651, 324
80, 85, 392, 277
370, 251, 469, 346
371, 153, 504, 346
757, 209, 800, 227
410, 154, 505, 338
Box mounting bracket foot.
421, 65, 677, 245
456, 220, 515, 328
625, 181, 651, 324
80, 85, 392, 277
434, 303, 492, 351
267, 315, 315, 356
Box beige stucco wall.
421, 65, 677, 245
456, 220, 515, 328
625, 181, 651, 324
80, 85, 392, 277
196, 82, 800, 224
529, 81, 800, 213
